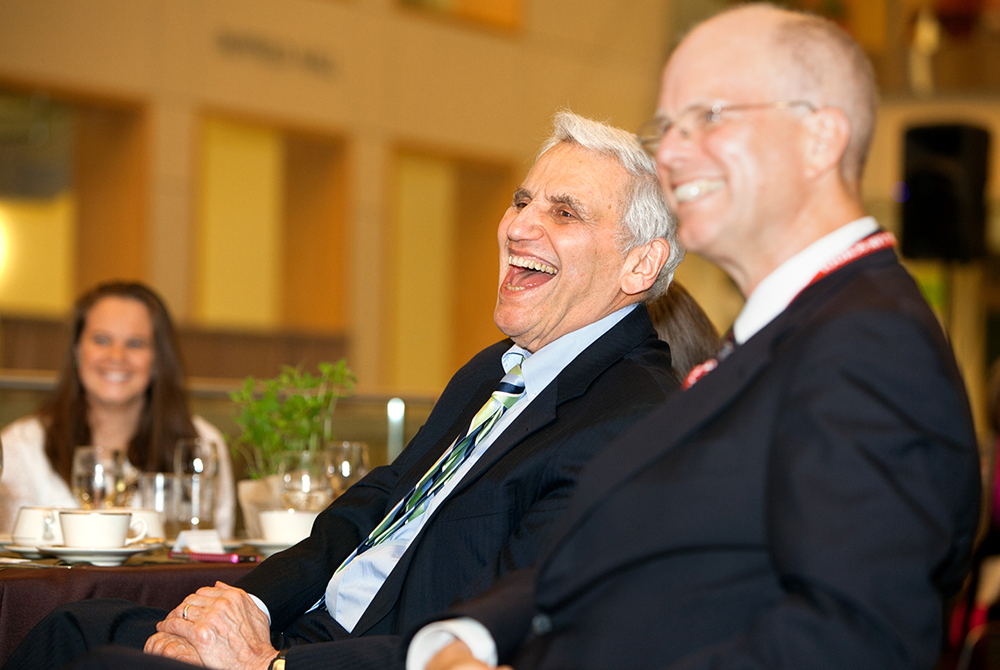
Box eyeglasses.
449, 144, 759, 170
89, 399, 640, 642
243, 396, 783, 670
637, 100, 817, 154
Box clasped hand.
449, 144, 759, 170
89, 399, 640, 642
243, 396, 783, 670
427, 641, 513, 670
145, 581, 276, 670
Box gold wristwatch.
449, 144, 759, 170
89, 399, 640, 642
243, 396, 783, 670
268, 649, 287, 670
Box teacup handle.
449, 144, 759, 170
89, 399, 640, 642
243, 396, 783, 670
125, 516, 148, 545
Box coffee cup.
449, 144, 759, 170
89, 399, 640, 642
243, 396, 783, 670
111, 507, 165, 542
259, 509, 318, 544
13, 507, 64, 547
58, 510, 148, 549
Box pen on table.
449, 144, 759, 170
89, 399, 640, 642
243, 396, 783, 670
168, 551, 259, 563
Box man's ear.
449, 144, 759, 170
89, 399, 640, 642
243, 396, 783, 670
802, 107, 850, 179
621, 238, 670, 296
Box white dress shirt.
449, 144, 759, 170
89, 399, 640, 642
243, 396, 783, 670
732, 216, 878, 344
406, 217, 884, 670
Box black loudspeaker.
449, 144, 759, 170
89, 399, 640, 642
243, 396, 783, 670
901, 124, 990, 261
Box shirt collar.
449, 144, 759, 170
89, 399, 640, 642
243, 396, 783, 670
501, 303, 638, 398
732, 216, 879, 344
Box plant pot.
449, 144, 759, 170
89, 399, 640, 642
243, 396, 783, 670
236, 475, 282, 539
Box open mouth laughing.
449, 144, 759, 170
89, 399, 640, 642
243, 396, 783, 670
503, 254, 558, 292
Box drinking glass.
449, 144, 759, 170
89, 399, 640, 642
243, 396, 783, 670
137, 472, 183, 539
278, 450, 333, 511
71, 446, 127, 508
325, 441, 370, 497
174, 438, 219, 530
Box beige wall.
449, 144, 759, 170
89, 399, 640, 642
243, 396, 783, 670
3, 0, 992, 439
0, 0, 670, 392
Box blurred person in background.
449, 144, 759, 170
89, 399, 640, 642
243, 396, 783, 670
0, 281, 235, 538
646, 280, 721, 382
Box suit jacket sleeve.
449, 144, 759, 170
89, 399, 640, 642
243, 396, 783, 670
668, 309, 978, 669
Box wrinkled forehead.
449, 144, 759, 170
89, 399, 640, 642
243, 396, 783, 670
527, 143, 627, 204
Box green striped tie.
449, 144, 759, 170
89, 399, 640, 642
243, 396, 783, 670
335, 354, 526, 574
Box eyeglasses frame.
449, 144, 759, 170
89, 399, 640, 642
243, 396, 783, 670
637, 100, 818, 154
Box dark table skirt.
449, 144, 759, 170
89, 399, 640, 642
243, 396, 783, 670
0, 561, 255, 665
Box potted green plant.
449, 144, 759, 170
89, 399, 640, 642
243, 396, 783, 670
230, 361, 356, 537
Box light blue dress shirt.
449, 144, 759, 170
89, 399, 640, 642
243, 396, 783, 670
325, 303, 638, 631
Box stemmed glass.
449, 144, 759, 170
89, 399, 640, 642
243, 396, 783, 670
71, 446, 127, 508
326, 441, 370, 498
278, 450, 333, 511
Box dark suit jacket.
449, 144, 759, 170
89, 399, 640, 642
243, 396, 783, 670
235, 305, 677, 670
448, 248, 981, 670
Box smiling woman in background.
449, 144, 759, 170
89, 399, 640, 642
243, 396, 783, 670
0, 281, 235, 538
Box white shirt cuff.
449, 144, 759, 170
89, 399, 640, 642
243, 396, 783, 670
247, 593, 271, 625
406, 617, 498, 670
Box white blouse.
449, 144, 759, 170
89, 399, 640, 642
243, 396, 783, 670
0, 414, 236, 538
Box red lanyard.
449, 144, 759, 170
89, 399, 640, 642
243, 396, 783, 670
797, 231, 896, 301
682, 231, 897, 391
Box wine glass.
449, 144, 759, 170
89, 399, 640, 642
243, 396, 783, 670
325, 441, 370, 497
278, 450, 333, 511
71, 446, 127, 508
174, 438, 218, 530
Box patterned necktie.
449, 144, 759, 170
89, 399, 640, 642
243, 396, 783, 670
334, 354, 526, 575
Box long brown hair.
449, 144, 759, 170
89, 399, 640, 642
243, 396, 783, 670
39, 281, 197, 482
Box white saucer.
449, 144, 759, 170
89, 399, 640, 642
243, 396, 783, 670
5, 545, 46, 559
40, 545, 153, 566
245, 539, 293, 558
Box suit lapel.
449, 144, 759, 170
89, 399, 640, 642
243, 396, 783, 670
383, 376, 497, 511
546, 249, 899, 560
450, 305, 659, 497
548, 327, 776, 552
350, 376, 499, 634
352, 307, 657, 635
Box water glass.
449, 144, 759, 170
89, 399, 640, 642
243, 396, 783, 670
326, 441, 370, 497
71, 446, 127, 508
174, 438, 218, 531
174, 438, 218, 479
278, 450, 333, 511
137, 472, 183, 539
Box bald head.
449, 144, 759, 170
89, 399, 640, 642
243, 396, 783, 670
654, 3, 875, 294
684, 4, 877, 187
770, 8, 878, 185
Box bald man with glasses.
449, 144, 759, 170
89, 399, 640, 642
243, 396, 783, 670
414, 5, 980, 670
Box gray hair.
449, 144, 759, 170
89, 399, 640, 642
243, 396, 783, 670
538, 110, 683, 299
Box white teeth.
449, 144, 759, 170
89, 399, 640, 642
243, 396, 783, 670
674, 178, 724, 203
102, 372, 129, 382
508, 255, 557, 275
